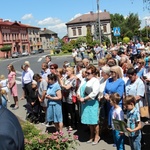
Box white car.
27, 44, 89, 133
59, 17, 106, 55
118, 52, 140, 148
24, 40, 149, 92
22, 51, 29, 56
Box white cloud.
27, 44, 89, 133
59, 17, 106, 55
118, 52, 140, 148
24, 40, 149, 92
47, 23, 67, 38
70, 13, 82, 21
143, 16, 150, 25
37, 17, 62, 25
21, 14, 33, 20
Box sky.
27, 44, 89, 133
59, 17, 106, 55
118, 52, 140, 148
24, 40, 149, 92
0, 0, 150, 38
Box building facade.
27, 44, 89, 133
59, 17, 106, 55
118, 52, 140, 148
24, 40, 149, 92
28, 27, 41, 51
66, 11, 112, 43
0, 19, 41, 58
39, 28, 58, 50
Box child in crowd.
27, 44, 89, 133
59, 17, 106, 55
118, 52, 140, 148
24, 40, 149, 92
0, 74, 10, 102
124, 95, 142, 150
109, 93, 125, 150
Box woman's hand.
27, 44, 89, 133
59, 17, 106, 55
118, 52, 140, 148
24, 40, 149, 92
79, 97, 85, 103
104, 94, 110, 100
126, 128, 133, 133
45, 95, 51, 99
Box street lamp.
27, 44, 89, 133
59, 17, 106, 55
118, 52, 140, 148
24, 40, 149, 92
97, 0, 101, 45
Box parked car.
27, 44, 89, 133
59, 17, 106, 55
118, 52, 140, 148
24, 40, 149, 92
12, 52, 22, 58
38, 49, 44, 53
22, 51, 29, 56
30, 50, 38, 55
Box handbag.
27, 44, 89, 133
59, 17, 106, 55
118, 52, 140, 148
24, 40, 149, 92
72, 95, 77, 103
140, 106, 149, 118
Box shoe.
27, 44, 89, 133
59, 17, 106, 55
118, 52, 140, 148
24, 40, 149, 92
92, 137, 100, 145
45, 123, 51, 127
86, 139, 93, 144
12, 106, 19, 110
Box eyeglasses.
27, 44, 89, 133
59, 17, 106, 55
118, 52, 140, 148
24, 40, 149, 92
138, 62, 142, 64
85, 71, 92, 75
50, 68, 55, 69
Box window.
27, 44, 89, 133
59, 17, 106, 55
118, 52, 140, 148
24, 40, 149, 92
78, 28, 82, 35
103, 25, 107, 33
72, 28, 76, 36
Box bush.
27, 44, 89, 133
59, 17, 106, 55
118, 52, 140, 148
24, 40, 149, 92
22, 122, 79, 150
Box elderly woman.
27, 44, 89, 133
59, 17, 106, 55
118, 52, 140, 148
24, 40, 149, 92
104, 66, 125, 127
77, 64, 100, 145
99, 66, 111, 121
45, 74, 63, 133
126, 68, 145, 111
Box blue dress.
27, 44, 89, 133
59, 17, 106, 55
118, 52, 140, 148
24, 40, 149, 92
80, 81, 99, 125
103, 78, 125, 126
46, 82, 62, 123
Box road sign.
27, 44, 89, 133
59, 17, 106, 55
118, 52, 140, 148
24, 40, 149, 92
113, 27, 120, 36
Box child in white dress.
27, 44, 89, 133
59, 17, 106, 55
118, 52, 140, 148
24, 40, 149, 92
0, 74, 10, 102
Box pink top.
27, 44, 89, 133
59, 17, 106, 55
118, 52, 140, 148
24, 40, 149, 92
8, 71, 18, 96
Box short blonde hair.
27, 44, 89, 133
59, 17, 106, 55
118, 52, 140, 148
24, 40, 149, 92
98, 58, 106, 66
110, 66, 123, 78
0, 74, 6, 80
66, 67, 74, 74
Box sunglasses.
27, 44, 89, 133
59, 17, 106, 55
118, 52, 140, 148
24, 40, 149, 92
50, 68, 55, 69
85, 71, 92, 75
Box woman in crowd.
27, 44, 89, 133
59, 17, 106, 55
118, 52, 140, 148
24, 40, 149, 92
50, 64, 59, 75
33, 74, 48, 124
45, 73, 63, 133
59, 67, 77, 131
99, 66, 111, 124
126, 68, 145, 110
77, 64, 100, 145
7, 64, 19, 110
136, 58, 145, 78
104, 66, 125, 127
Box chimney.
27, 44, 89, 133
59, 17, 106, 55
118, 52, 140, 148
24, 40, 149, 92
0, 18, 3, 22
90, 11, 93, 15
14, 21, 17, 23
44, 28, 46, 31
19, 21, 21, 23
104, 9, 106, 12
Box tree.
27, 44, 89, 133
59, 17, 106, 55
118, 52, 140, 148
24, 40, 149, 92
111, 13, 141, 42
75, 36, 87, 47
86, 26, 93, 46
123, 37, 130, 43
0, 45, 12, 58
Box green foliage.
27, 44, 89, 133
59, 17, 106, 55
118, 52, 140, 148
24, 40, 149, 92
111, 13, 141, 42
124, 31, 134, 39
22, 122, 79, 150
86, 27, 93, 45
123, 37, 130, 43
62, 43, 74, 52
0, 45, 12, 52
75, 36, 87, 46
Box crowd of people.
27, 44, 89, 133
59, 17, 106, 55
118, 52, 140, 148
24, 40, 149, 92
0, 40, 150, 150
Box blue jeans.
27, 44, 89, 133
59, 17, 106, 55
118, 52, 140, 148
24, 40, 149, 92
129, 132, 141, 150
1, 95, 7, 108
112, 130, 125, 150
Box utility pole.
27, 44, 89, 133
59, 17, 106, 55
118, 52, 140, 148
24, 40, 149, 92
97, 0, 101, 45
